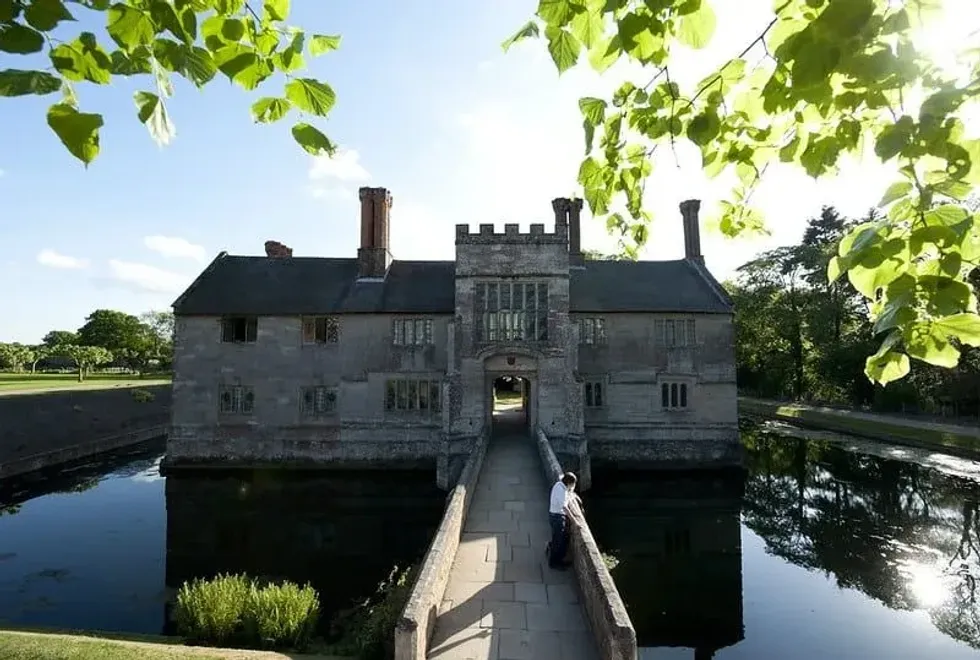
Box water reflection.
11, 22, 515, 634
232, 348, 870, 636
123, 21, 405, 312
163, 469, 446, 635
586, 469, 746, 658
743, 421, 980, 650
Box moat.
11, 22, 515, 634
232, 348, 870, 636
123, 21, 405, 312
2, 421, 980, 658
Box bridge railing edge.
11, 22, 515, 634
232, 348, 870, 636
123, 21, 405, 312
535, 428, 638, 660
393, 430, 490, 660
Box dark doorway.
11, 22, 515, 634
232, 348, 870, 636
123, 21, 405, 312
492, 375, 529, 427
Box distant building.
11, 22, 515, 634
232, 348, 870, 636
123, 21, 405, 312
166, 188, 739, 487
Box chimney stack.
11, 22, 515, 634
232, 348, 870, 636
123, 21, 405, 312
568, 197, 583, 263
357, 187, 393, 279
264, 240, 292, 258
680, 199, 703, 263
551, 197, 569, 241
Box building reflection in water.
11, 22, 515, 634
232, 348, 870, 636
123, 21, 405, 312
163, 469, 446, 634
586, 468, 746, 658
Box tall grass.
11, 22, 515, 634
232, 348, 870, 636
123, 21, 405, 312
174, 573, 320, 651
330, 564, 417, 660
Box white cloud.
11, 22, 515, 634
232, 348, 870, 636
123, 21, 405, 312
143, 235, 207, 262
309, 149, 370, 183
37, 249, 89, 270
107, 260, 190, 294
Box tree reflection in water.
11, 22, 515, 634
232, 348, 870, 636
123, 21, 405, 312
741, 419, 980, 649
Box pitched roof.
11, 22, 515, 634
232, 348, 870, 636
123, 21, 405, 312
173, 254, 732, 315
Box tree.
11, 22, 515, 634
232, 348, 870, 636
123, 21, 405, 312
506, 0, 980, 385
0, 342, 33, 371
29, 344, 51, 373
1, 0, 342, 165
140, 310, 175, 369
42, 329, 77, 347
78, 309, 149, 352
56, 344, 113, 381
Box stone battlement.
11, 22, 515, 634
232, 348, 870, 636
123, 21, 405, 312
455, 222, 568, 245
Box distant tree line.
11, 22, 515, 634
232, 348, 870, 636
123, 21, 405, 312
727, 205, 980, 419
0, 309, 174, 382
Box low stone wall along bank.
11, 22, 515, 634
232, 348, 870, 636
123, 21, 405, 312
536, 428, 638, 660
0, 385, 171, 480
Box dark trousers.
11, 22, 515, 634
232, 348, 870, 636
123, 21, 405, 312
548, 512, 569, 567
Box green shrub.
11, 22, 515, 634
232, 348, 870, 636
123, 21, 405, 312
174, 573, 320, 651
131, 388, 155, 403
175, 573, 251, 646
331, 564, 416, 660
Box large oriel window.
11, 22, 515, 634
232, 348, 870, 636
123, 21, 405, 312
475, 280, 548, 342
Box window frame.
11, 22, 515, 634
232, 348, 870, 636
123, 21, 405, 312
584, 379, 605, 409
221, 316, 258, 343
660, 382, 690, 410
579, 317, 607, 345
301, 316, 340, 345
218, 385, 255, 415
474, 280, 549, 343
300, 385, 338, 418
392, 318, 435, 346
384, 378, 442, 415
654, 318, 697, 348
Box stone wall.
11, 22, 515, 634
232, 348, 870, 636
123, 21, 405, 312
0, 385, 170, 479
395, 431, 490, 660
535, 429, 637, 660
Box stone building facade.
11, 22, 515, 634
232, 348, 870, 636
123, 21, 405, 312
166, 187, 738, 488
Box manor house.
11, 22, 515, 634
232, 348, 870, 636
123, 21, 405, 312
166, 188, 738, 488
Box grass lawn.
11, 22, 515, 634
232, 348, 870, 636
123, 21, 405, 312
0, 373, 171, 395
0, 630, 346, 660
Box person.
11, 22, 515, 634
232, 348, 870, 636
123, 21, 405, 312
547, 471, 577, 570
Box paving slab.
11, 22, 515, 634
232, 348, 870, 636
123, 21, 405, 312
426, 411, 599, 660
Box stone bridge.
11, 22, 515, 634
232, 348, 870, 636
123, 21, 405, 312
395, 409, 637, 660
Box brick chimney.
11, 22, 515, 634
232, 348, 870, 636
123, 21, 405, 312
680, 199, 703, 263
264, 240, 292, 258
568, 197, 583, 263
551, 197, 569, 241
357, 187, 393, 278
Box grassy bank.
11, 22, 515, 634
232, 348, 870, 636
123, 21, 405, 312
0, 373, 171, 395
0, 629, 347, 660
739, 397, 980, 456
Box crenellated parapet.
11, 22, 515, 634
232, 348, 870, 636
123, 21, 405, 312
454, 222, 567, 245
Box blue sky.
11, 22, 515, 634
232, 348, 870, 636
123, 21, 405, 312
2, 0, 978, 344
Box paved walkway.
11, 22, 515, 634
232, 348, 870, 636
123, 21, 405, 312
427, 412, 598, 660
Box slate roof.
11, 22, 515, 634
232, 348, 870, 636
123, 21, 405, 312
172, 253, 732, 315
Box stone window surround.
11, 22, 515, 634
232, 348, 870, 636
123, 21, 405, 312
393, 318, 434, 346
218, 384, 254, 414
300, 385, 337, 417
474, 279, 549, 343
655, 318, 697, 348
220, 316, 257, 343
302, 316, 339, 344
579, 317, 607, 345
385, 377, 442, 414
660, 380, 691, 410
584, 377, 605, 408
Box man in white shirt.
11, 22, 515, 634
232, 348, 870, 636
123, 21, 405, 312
547, 472, 577, 570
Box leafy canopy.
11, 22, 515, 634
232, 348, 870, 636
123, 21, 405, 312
0, 0, 342, 165
506, 0, 980, 385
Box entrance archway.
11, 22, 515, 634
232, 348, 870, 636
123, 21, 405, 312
482, 350, 538, 434
492, 375, 529, 425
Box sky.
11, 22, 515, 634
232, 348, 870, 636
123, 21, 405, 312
2, 0, 978, 344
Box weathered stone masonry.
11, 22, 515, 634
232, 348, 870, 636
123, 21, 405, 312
166, 187, 739, 487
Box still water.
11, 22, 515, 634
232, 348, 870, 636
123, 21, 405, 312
0, 443, 446, 636
588, 420, 980, 660
2, 423, 980, 659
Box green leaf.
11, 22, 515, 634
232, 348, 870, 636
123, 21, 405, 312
273, 32, 304, 72
935, 313, 980, 347
0, 23, 44, 54
588, 35, 621, 72
905, 323, 960, 368
201, 15, 226, 50
134, 91, 175, 146
0, 69, 62, 96
878, 181, 912, 207
46, 102, 103, 166
291, 122, 335, 156
537, 0, 578, 26
50, 34, 112, 84
214, 0, 244, 14
579, 97, 606, 127
545, 26, 580, 74
106, 4, 155, 50
251, 96, 291, 123
110, 48, 152, 75
570, 8, 602, 48
309, 34, 341, 56
677, 1, 716, 49
502, 20, 540, 52
284, 78, 336, 116
0, 0, 17, 22
865, 344, 910, 385
221, 18, 245, 41
25, 0, 74, 31
925, 204, 970, 227
153, 39, 187, 72
213, 44, 271, 90
263, 0, 289, 21
182, 46, 216, 86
